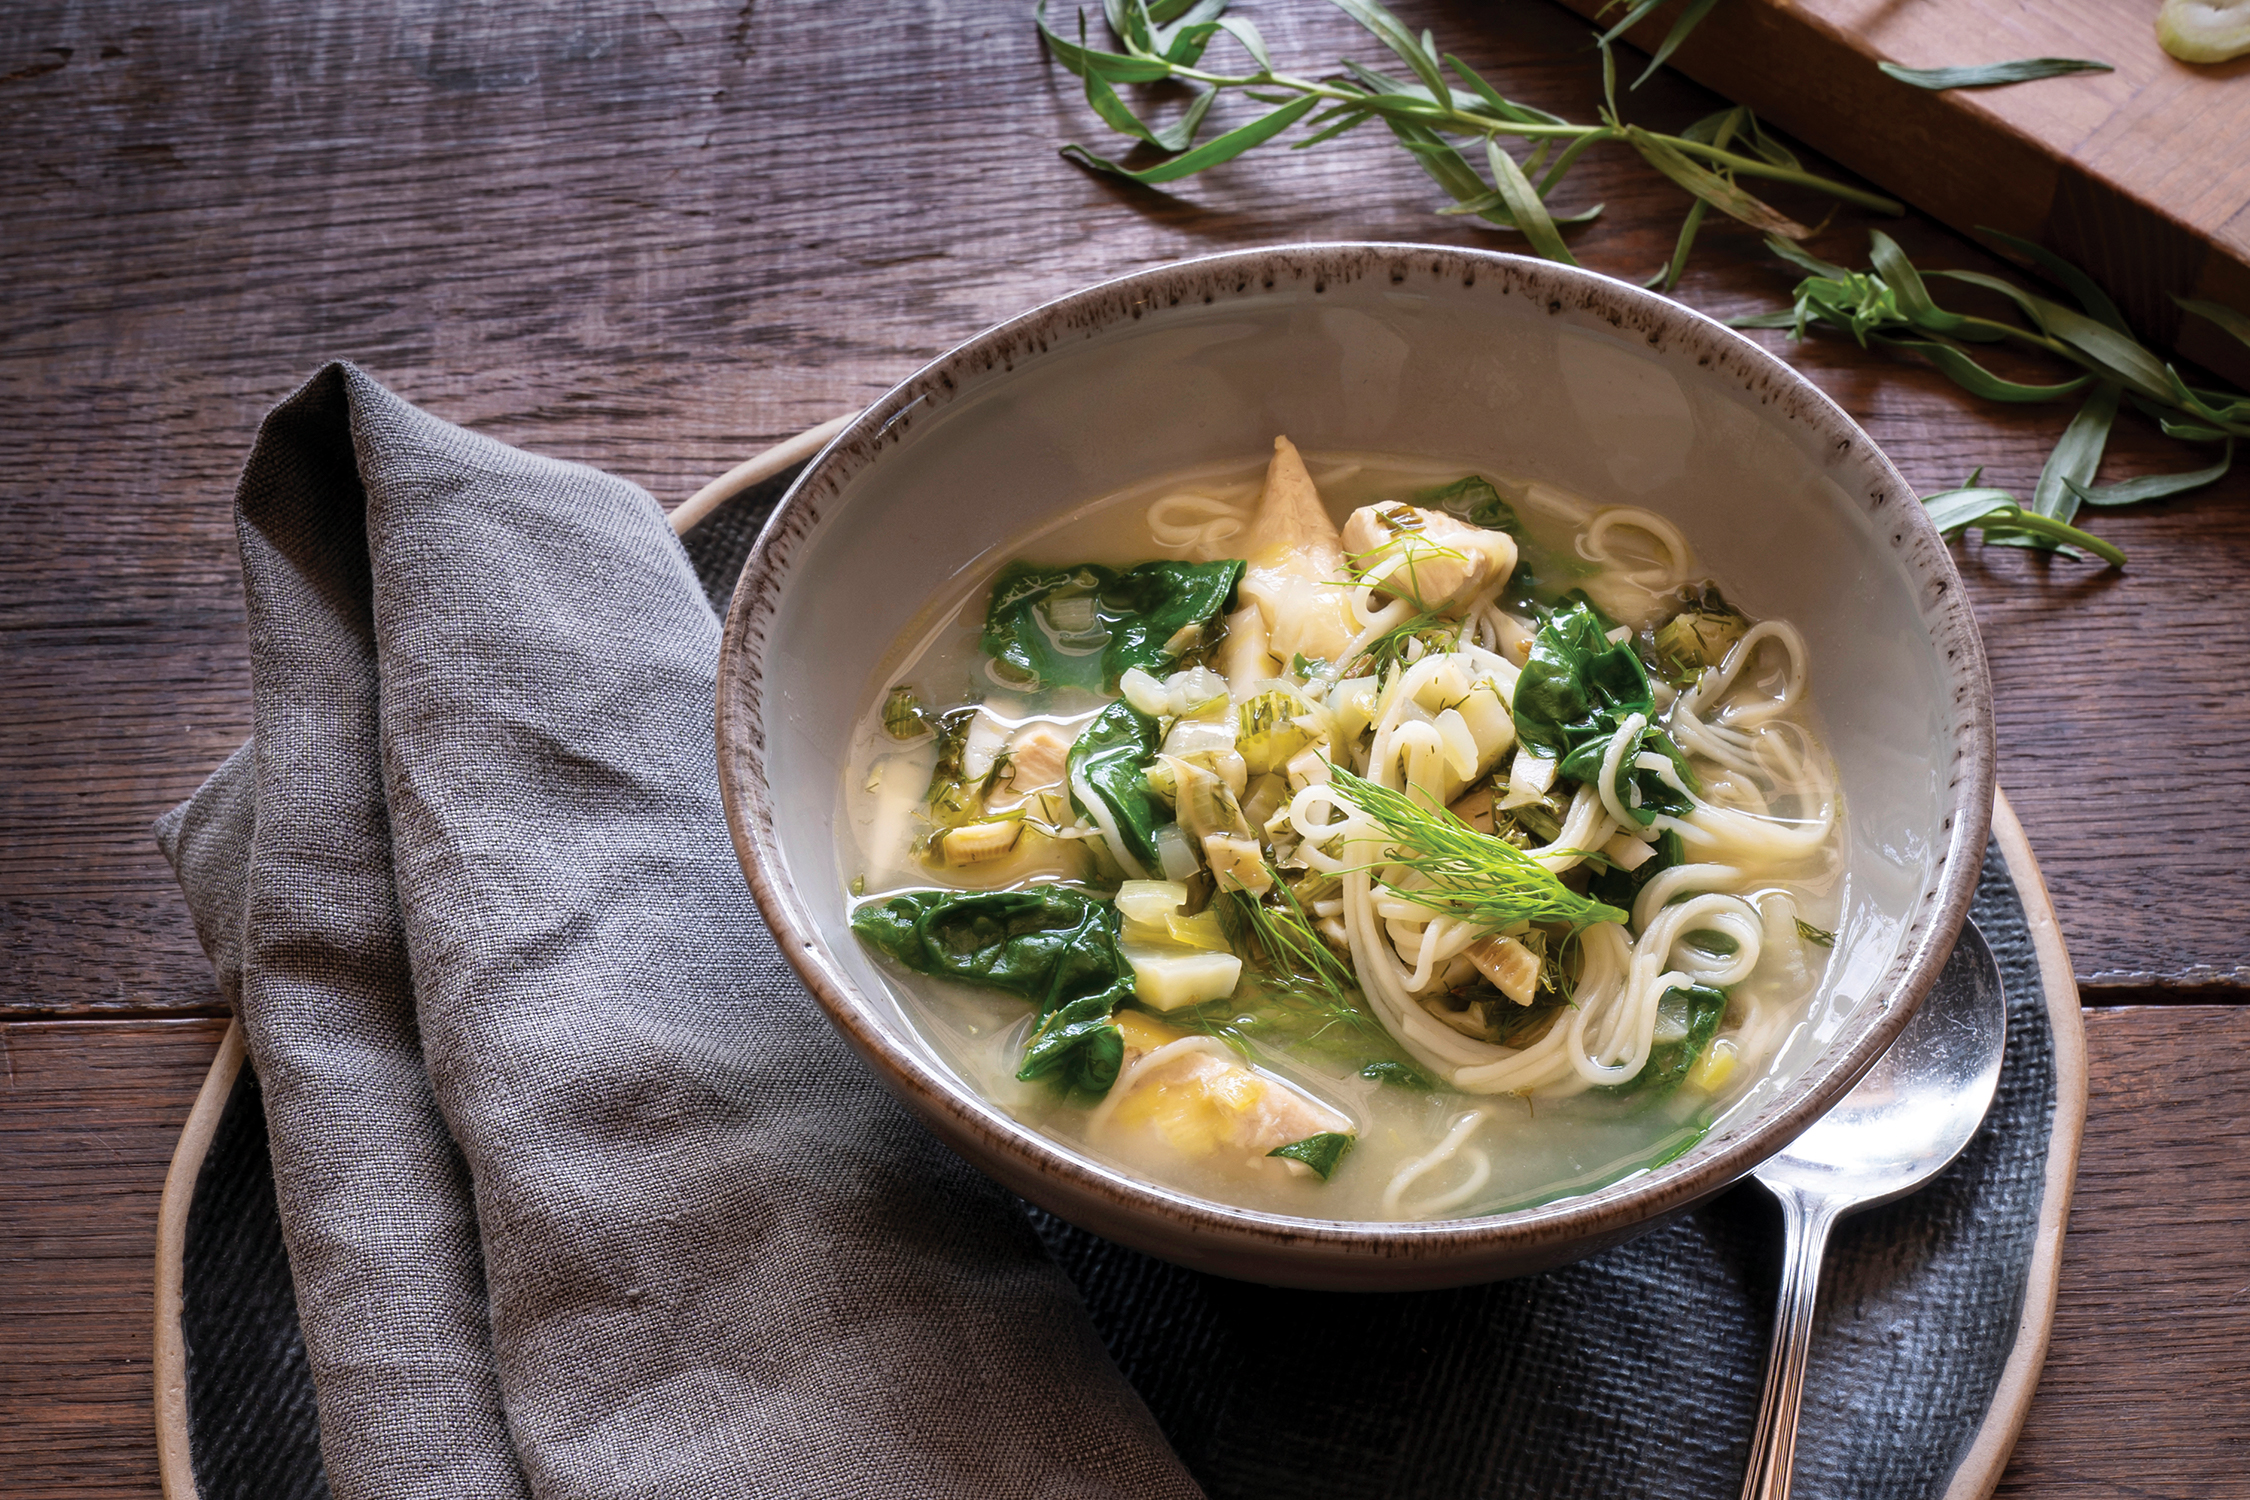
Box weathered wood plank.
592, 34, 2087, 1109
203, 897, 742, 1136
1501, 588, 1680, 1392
0, 1020, 227, 1498
1553, 0, 2250, 387
2, 1, 2244, 1008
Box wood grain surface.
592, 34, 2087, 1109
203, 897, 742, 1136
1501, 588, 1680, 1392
1552, 0, 2250, 389
5, 1011, 2243, 1499
2, 0, 2246, 1492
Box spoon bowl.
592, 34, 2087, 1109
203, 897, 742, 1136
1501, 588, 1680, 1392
1742, 920, 2009, 1500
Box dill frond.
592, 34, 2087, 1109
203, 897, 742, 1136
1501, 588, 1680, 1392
1327, 766, 1628, 931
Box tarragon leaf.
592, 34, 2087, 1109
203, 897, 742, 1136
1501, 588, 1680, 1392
1625, 126, 1812, 238
1636, 0, 1724, 87
1486, 137, 1577, 265
1876, 335, 2094, 402
2064, 440, 2233, 507
1878, 57, 2113, 90
1920, 483, 2126, 567
1062, 93, 1320, 181
2028, 381, 2122, 527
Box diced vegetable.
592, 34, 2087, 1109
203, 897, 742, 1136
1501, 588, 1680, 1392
1647, 583, 1751, 687
1687, 1037, 1739, 1093
1601, 830, 1656, 871
1124, 944, 1244, 1010
1203, 833, 1274, 895
1167, 910, 1232, 952
1465, 933, 1542, 1005
1237, 688, 1315, 774
939, 818, 1024, 865
1115, 879, 1190, 927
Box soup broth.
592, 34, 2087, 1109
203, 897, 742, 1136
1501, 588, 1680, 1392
841, 444, 1840, 1221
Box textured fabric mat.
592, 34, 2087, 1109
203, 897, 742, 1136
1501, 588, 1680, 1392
178, 461, 2057, 1500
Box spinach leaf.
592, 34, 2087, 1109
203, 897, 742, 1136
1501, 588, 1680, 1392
1603, 983, 1727, 1097
1358, 1059, 1435, 1091
1268, 1130, 1356, 1179
1066, 699, 1164, 870
1412, 473, 1523, 535
851, 886, 1132, 1092
1512, 598, 1695, 824
981, 558, 1244, 692
1587, 827, 1685, 912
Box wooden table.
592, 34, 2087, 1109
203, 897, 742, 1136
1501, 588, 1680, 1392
4, 1, 2244, 1493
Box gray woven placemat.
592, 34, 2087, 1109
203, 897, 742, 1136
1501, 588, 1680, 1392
177, 468, 2056, 1500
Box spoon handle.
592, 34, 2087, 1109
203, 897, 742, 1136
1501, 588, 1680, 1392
1740, 1184, 1843, 1500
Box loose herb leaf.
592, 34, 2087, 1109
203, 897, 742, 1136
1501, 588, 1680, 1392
2177, 295, 2250, 354
852, 887, 1132, 1092
1269, 1130, 1356, 1179
1034, 0, 1896, 276
1878, 57, 2113, 90
1794, 917, 1836, 948
1920, 483, 2127, 567
2026, 382, 2122, 530
1636, 0, 1725, 88
981, 557, 1241, 692
2064, 440, 2233, 507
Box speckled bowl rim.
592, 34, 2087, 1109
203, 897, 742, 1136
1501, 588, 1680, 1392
716, 242, 1995, 1274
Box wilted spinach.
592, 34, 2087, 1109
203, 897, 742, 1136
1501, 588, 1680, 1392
1066, 699, 1164, 871
1268, 1130, 1356, 1180
982, 558, 1243, 692
1604, 983, 1727, 1097
1512, 597, 1694, 823
850, 886, 1132, 1092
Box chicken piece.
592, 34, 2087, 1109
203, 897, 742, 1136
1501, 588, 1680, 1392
1001, 721, 1073, 797
1340, 503, 1518, 614
1230, 437, 1360, 684
1103, 1011, 1353, 1164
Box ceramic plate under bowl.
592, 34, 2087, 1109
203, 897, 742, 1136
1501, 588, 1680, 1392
715, 243, 1994, 1290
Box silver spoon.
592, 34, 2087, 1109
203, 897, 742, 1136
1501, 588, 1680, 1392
1739, 920, 2008, 1500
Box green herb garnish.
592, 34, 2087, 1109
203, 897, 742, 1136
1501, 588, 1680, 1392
982, 556, 1242, 692
1034, 0, 1898, 275
1794, 917, 1836, 949
1877, 58, 2113, 91
1326, 765, 1627, 931
851, 887, 1132, 1092
1737, 228, 2247, 567
1268, 1130, 1356, 1179
1359, 1059, 1434, 1091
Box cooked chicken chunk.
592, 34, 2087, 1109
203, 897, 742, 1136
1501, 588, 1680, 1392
1340, 503, 1517, 614
1100, 1011, 1352, 1165
1228, 437, 1359, 684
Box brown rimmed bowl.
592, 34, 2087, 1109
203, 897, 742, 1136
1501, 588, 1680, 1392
715, 243, 1994, 1291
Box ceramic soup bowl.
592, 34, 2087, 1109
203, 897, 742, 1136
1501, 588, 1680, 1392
715, 243, 1993, 1291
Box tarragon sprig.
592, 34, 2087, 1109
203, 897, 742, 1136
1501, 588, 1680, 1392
1036, 0, 1900, 273
1735, 228, 2248, 567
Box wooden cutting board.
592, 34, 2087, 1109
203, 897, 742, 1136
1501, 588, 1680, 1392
1553, 0, 2250, 389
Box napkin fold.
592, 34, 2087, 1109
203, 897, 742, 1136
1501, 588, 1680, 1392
156, 364, 1202, 1500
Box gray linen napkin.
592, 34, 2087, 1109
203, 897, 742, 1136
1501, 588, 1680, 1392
155, 363, 1203, 1500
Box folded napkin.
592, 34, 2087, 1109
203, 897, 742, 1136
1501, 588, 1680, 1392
156, 364, 1203, 1500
